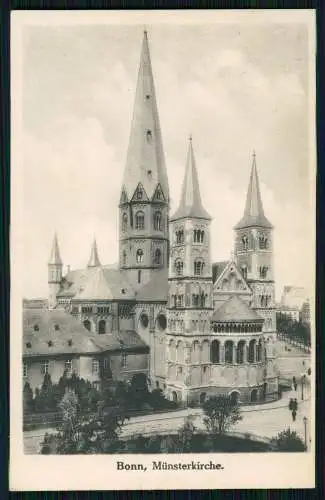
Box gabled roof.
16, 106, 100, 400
213, 260, 252, 294
48, 233, 62, 265
23, 308, 101, 356
212, 295, 263, 323
171, 138, 211, 221
235, 153, 273, 230
136, 269, 168, 302
57, 266, 135, 301
23, 308, 148, 357
122, 31, 169, 202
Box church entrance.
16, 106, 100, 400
229, 391, 240, 405
171, 391, 178, 403
250, 389, 258, 403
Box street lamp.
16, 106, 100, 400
303, 416, 308, 450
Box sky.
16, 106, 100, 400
18, 16, 315, 300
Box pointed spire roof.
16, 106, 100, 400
122, 30, 169, 201
87, 238, 101, 268
235, 152, 273, 230
171, 137, 211, 221
48, 233, 62, 265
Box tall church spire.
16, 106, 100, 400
48, 232, 62, 265
171, 137, 211, 221
121, 30, 169, 201
87, 238, 101, 268
235, 152, 272, 229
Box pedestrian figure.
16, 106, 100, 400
294, 398, 298, 411
292, 409, 297, 422
289, 398, 294, 412
294, 382, 297, 391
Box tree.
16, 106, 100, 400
34, 373, 56, 412
41, 387, 129, 454
23, 382, 34, 414
271, 428, 306, 452
202, 395, 242, 437
176, 415, 196, 452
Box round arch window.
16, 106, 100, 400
140, 313, 149, 328
157, 314, 167, 331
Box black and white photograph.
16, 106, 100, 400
10, 10, 315, 491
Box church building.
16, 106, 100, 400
24, 31, 279, 404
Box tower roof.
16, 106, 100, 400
48, 233, 62, 265
122, 31, 169, 202
87, 238, 101, 268
171, 137, 211, 221
235, 152, 273, 230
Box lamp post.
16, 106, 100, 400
303, 416, 308, 450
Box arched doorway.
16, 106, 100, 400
171, 391, 178, 403
200, 392, 207, 405
83, 319, 91, 332
229, 391, 240, 405
250, 389, 258, 403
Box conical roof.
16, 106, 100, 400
122, 31, 169, 201
48, 233, 62, 265
87, 238, 101, 268
212, 295, 263, 323
171, 138, 211, 221
235, 153, 273, 230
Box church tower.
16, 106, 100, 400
165, 138, 213, 404
119, 31, 169, 290
234, 153, 278, 394
48, 233, 63, 309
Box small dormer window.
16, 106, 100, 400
146, 94, 150, 99
48, 341, 53, 347
26, 342, 32, 348
121, 288, 126, 295
147, 169, 152, 176
34, 324, 39, 332
68, 339, 72, 347
146, 130, 152, 142
54, 324, 60, 331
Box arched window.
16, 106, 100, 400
259, 266, 268, 279
242, 236, 249, 251
135, 211, 145, 230
157, 314, 167, 330
210, 340, 220, 364
153, 211, 162, 231
194, 229, 204, 243
136, 248, 144, 263
225, 341, 234, 364
259, 234, 268, 249
241, 266, 248, 280
175, 260, 184, 276
136, 187, 143, 200
176, 230, 184, 244
83, 320, 91, 332
248, 339, 256, 363
237, 340, 245, 364
194, 260, 204, 276
122, 250, 127, 266
154, 248, 162, 265
98, 320, 106, 334
140, 313, 149, 328
256, 339, 262, 362
122, 213, 128, 232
